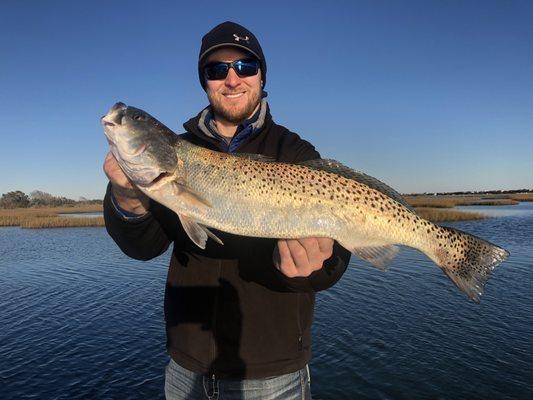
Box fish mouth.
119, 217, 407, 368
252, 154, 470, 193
151, 171, 172, 184
136, 171, 173, 190
101, 102, 127, 127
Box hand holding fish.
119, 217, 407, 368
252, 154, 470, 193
103, 151, 149, 215
274, 238, 334, 278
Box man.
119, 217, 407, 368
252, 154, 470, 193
103, 21, 351, 399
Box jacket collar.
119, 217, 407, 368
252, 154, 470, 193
183, 99, 272, 152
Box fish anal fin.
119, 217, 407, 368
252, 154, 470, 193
178, 214, 223, 249
351, 245, 400, 271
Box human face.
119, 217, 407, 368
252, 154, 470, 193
204, 48, 262, 124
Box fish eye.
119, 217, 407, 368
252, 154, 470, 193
132, 114, 146, 121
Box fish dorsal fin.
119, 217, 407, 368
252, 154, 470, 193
232, 153, 276, 162
299, 159, 415, 213
178, 214, 223, 249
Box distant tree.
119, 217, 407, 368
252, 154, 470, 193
29, 190, 55, 206
30, 190, 53, 200
85, 199, 103, 205
55, 196, 75, 206
0, 191, 30, 208
27, 190, 76, 207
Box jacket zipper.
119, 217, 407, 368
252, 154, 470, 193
296, 294, 303, 351
210, 260, 222, 374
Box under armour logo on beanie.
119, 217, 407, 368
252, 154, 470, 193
233, 34, 250, 43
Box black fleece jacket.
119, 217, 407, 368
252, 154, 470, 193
103, 107, 351, 379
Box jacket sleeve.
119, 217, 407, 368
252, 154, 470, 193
273, 130, 352, 292
103, 182, 173, 260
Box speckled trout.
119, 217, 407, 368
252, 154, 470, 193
102, 102, 509, 303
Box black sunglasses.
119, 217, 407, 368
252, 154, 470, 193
203, 58, 260, 80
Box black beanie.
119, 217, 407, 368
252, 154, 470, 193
198, 21, 266, 91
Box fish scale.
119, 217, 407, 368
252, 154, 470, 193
102, 102, 510, 303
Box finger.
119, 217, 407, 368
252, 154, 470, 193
103, 151, 116, 178
298, 238, 323, 269
286, 239, 313, 273
104, 152, 134, 189
276, 240, 299, 277
316, 237, 334, 258
104, 151, 115, 163
104, 152, 122, 179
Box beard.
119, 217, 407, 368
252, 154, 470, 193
207, 89, 261, 124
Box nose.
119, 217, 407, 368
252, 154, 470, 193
224, 68, 241, 87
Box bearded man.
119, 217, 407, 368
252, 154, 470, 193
103, 21, 351, 400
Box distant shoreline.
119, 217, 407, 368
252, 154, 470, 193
0, 205, 104, 228
1, 192, 531, 228
404, 192, 532, 222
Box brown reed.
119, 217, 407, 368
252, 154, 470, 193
459, 199, 519, 206
415, 207, 487, 222
509, 193, 533, 202
405, 194, 527, 208
0, 205, 103, 228
20, 216, 104, 228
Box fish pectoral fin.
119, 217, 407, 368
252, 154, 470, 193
174, 182, 212, 209
178, 214, 224, 249
351, 244, 399, 271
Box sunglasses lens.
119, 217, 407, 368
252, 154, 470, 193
234, 59, 259, 77
204, 63, 229, 80
204, 59, 259, 80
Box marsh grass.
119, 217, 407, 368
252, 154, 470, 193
404, 192, 533, 222
405, 197, 458, 208
405, 194, 526, 208
0, 205, 104, 228
509, 193, 533, 202
414, 208, 487, 222
20, 216, 104, 228
460, 199, 519, 206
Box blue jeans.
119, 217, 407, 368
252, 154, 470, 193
165, 359, 312, 400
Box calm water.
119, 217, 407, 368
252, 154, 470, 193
1, 203, 532, 399
57, 212, 104, 218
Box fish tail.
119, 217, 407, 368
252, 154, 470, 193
428, 226, 509, 303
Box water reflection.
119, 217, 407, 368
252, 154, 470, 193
58, 212, 103, 218
455, 201, 533, 218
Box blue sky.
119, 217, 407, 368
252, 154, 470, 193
1, 0, 531, 199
